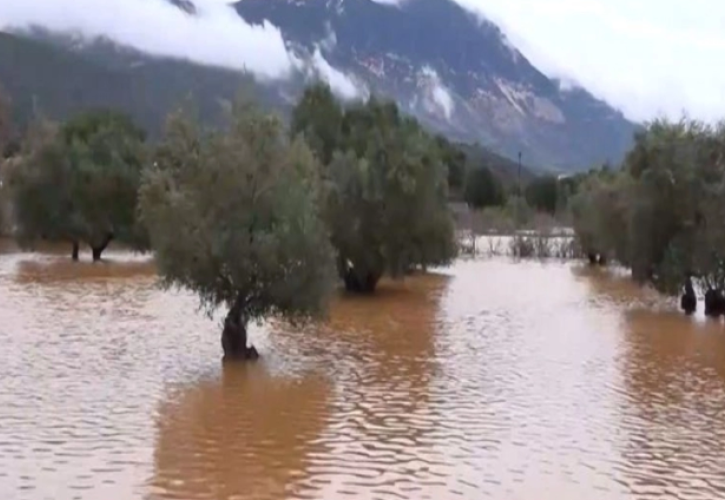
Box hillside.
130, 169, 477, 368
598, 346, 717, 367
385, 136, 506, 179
3, 0, 638, 173
0, 31, 268, 137
0, 30, 535, 182
232, 0, 638, 171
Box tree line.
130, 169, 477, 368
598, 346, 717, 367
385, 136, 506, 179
0, 83, 459, 360
569, 118, 725, 317
455, 155, 570, 219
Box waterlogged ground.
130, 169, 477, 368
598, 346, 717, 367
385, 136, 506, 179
1, 241, 725, 500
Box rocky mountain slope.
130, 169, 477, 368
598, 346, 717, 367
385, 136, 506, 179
1, 0, 638, 172
0, 30, 532, 182
231, 0, 637, 171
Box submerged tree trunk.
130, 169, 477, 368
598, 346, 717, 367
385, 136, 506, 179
91, 232, 114, 262
337, 255, 382, 294
680, 276, 697, 315
704, 288, 725, 318
343, 267, 381, 294
221, 296, 259, 361
71, 241, 79, 262
587, 252, 607, 266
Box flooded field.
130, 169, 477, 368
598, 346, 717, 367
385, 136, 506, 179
1, 243, 725, 499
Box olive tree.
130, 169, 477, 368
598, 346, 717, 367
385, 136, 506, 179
463, 165, 505, 209
623, 118, 716, 289
290, 83, 342, 167
525, 175, 558, 214
570, 171, 631, 266
7, 117, 78, 252
435, 134, 467, 192
570, 117, 725, 304
9, 110, 147, 260
138, 97, 336, 360
292, 84, 457, 293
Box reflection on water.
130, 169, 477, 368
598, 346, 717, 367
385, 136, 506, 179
1, 244, 725, 499
617, 311, 725, 498
150, 364, 332, 500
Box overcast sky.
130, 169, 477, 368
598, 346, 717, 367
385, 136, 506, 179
1, 0, 723, 122
458, 0, 725, 122
0, 0, 364, 97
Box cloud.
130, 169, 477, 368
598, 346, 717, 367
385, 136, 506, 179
0, 0, 360, 98
452, 0, 725, 123
357, 0, 725, 123
0, 0, 297, 80
420, 66, 454, 120
4, 0, 722, 122
310, 49, 365, 100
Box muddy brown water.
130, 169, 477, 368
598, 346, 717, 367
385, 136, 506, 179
1, 242, 725, 500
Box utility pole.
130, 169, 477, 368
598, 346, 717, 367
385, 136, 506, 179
516, 151, 522, 230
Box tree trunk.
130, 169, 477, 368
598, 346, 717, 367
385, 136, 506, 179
681, 277, 697, 315
71, 241, 79, 262
704, 288, 725, 318
91, 233, 114, 262
343, 267, 381, 294
221, 296, 259, 361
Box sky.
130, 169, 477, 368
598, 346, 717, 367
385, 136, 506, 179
457, 0, 725, 122
1, 0, 724, 122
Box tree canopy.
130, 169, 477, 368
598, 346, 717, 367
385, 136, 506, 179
8, 109, 147, 260
0, 85, 10, 233
138, 96, 336, 359
570, 117, 725, 299
0, 83, 11, 157
291, 83, 457, 292
435, 134, 467, 192
524, 175, 558, 214
463, 165, 505, 209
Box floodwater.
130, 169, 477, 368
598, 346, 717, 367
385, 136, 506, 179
1, 242, 725, 500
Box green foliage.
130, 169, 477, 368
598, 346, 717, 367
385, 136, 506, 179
569, 173, 630, 265
0, 31, 256, 141
291, 84, 457, 292
290, 83, 342, 167
456, 142, 534, 188
463, 165, 505, 209
0, 84, 10, 234
8, 109, 147, 258
525, 175, 558, 214
571, 117, 725, 295
8, 117, 76, 246
0, 83, 10, 155
138, 95, 336, 324
435, 134, 467, 191
504, 195, 533, 227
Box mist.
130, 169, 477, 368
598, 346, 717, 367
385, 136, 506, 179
457, 0, 725, 123
362, 0, 725, 123
0, 0, 361, 97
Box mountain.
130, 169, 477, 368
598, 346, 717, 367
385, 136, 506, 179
231, 0, 638, 171
0, 29, 534, 181
0, 30, 268, 137
0, 0, 637, 173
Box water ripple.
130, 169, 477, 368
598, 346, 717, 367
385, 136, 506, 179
2, 247, 725, 499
